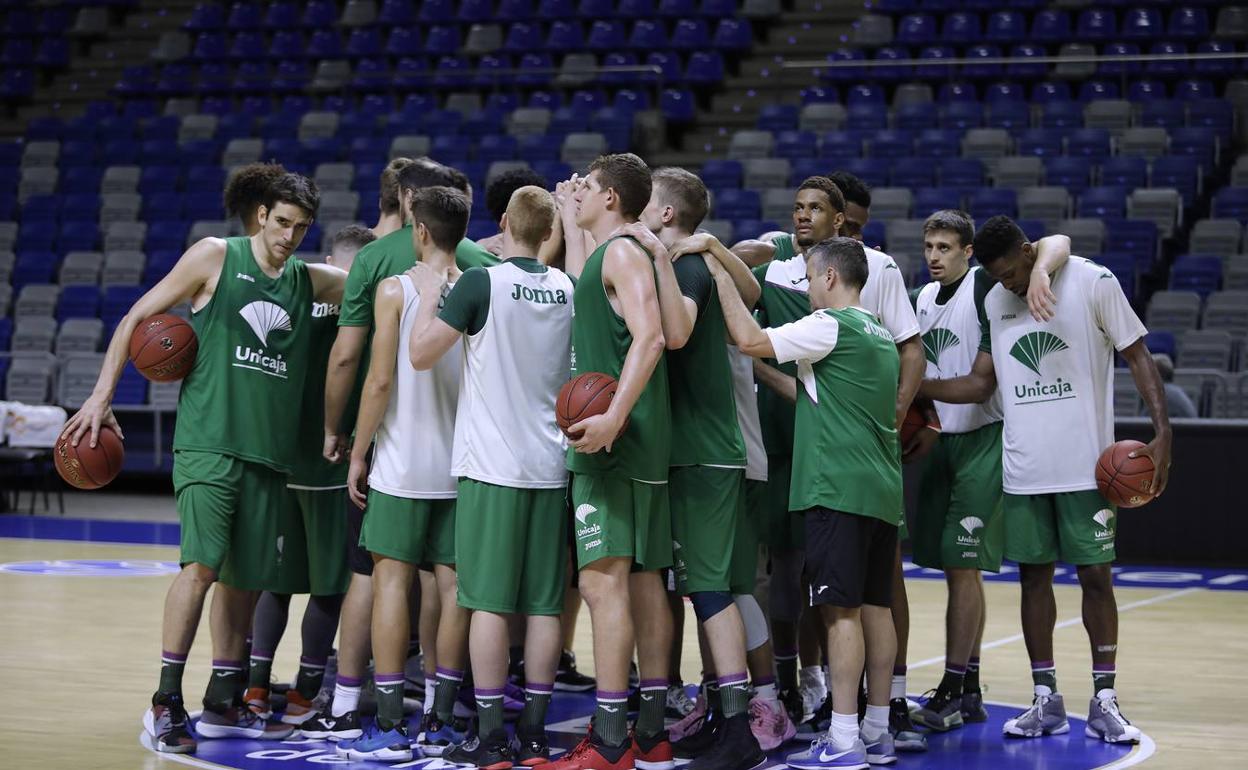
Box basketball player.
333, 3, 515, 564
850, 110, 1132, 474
335, 187, 471, 762
710, 237, 903, 769
243, 224, 376, 724
223, 162, 288, 235
63, 173, 344, 754
476, 167, 548, 255
546, 154, 672, 770
374, 158, 414, 236
404, 185, 574, 767
920, 215, 1172, 745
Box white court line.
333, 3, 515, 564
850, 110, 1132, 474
908, 586, 1201, 670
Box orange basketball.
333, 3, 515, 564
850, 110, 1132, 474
556, 372, 627, 438
129, 314, 198, 382
1095, 440, 1157, 508
54, 426, 125, 490
900, 401, 938, 446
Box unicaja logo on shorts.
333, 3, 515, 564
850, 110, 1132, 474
957, 516, 983, 546
575, 504, 601, 542
1093, 508, 1114, 540
922, 327, 960, 373
1009, 331, 1076, 405
234, 301, 293, 379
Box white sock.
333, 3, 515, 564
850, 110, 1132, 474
830, 711, 858, 747
332, 683, 361, 717
862, 704, 889, 741
424, 677, 437, 713
890, 674, 906, 701
1096, 687, 1116, 701
755, 682, 778, 702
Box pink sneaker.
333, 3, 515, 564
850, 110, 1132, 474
748, 695, 797, 751
668, 693, 707, 742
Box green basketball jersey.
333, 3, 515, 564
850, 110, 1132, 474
774, 307, 902, 524
770, 233, 797, 262
174, 236, 313, 473
668, 254, 745, 468
567, 237, 671, 483
751, 244, 810, 456
289, 304, 348, 487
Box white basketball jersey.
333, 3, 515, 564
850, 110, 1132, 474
915, 267, 1003, 434
451, 261, 574, 488
728, 343, 767, 482
985, 257, 1146, 494
369, 275, 461, 499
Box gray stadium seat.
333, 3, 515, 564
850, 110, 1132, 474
149, 380, 182, 409
1203, 291, 1248, 340
485, 161, 532, 187
0, 224, 15, 251
728, 131, 775, 160
12, 317, 58, 353
1128, 189, 1181, 239
222, 138, 263, 168
1118, 127, 1170, 159
1113, 369, 1141, 417
1225, 257, 1248, 291
1147, 290, 1202, 332
341, 0, 378, 26
464, 24, 503, 55
0, 282, 11, 317
390, 135, 431, 159
850, 15, 893, 47
104, 222, 147, 252
152, 31, 191, 62
179, 114, 219, 143
101, 166, 141, 194
59, 252, 103, 285
1054, 43, 1097, 80
892, 84, 933, 107
57, 354, 104, 408
869, 188, 913, 221
445, 92, 483, 116
310, 60, 349, 90
0, 251, 13, 283
5, 353, 57, 404
961, 129, 1012, 165
1018, 187, 1071, 229
1212, 372, 1248, 418
102, 251, 145, 286
14, 284, 59, 318
1057, 218, 1105, 256
56, 319, 104, 355
1172, 368, 1223, 416
507, 109, 552, 138
742, 158, 792, 190
993, 156, 1043, 189
1083, 100, 1132, 133
21, 141, 59, 168
69, 6, 109, 36
319, 192, 360, 223
741, 0, 781, 18
1216, 7, 1248, 40
299, 112, 341, 141
555, 54, 598, 88
100, 193, 143, 224
698, 219, 734, 245
798, 103, 846, 133
762, 188, 796, 222
885, 219, 925, 258
315, 163, 355, 192
1190, 219, 1242, 255
187, 220, 229, 246
163, 97, 200, 118
1178, 330, 1233, 370
1231, 156, 1248, 188
19, 168, 57, 201
562, 133, 609, 169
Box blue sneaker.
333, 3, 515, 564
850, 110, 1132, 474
336, 722, 413, 762
416, 712, 467, 756
861, 730, 896, 766
786, 735, 869, 770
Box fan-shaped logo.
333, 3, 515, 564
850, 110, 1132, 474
574, 504, 597, 526
1009, 331, 1069, 376
922, 327, 961, 369
239, 301, 293, 346
960, 516, 984, 534
1093, 509, 1114, 528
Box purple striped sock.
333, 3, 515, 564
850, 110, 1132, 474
212, 659, 243, 670
718, 672, 749, 687
161, 651, 188, 663
1031, 660, 1055, 671
336, 675, 363, 688
525, 682, 554, 694
300, 656, 327, 669
968, 657, 981, 670
893, 665, 907, 676
436, 666, 464, 681
596, 689, 629, 702
640, 678, 668, 691
945, 663, 968, 675
376, 673, 405, 685
249, 650, 274, 661
1092, 663, 1115, 672
475, 687, 506, 697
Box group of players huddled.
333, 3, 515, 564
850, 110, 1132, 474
63, 151, 1172, 770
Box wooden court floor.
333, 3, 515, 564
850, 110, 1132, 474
0, 537, 1243, 770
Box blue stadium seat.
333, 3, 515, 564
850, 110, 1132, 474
1104, 220, 1158, 266
1018, 128, 1064, 158
938, 82, 979, 104
941, 101, 982, 130
393, 57, 430, 89
658, 0, 696, 17
1171, 127, 1217, 171
191, 32, 228, 61
1045, 156, 1093, 194
915, 45, 954, 80
896, 103, 936, 131
346, 28, 383, 58
0, 319, 11, 352
1213, 188, 1248, 222
699, 0, 738, 17
940, 158, 985, 193
820, 131, 863, 161
1129, 79, 1168, 102
1144, 331, 1176, 359
869, 130, 914, 159
617, 0, 656, 17
1078, 186, 1128, 220
792, 159, 827, 183
379, 0, 419, 24
824, 48, 866, 84
844, 158, 890, 188
1139, 99, 1185, 131
969, 187, 1017, 219
426, 25, 463, 56
896, 13, 938, 45
1007, 43, 1047, 79
22, 196, 60, 222
36, 38, 69, 69
528, 90, 561, 109
1102, 157, 1149, 189
1031, 10, 1071, 42
715, 189, 761, 220
671, 19, 711, 50
598, 52, 640, 86
712, 19, 753, 51
386, 27, 421, 56
1187, 100, 1233, 143
892, 161, 936, 189
614, 89, 650, 112
703, 160, 744, 191
913, 187, 962, 216
685, 51, 725, 85
1170, 255, 1222, 298
1067, 129, 1112, 160
1174, 78, 1214, 102
1121, 8, 1164, 41
459, 0, 494, 22
1168, 7, 1209, 40
537, 0, 575, 18
660, 89, 696, 122
758, 105, 799, 133
1031, 82, 1072, 104
984, 82, 1025, 105
1076, 8, 1117, 41
302, 0, 340, 26
263, 2, 300, 28
1078, 81, 1120, 103
1100, 43, 1142, 76
184, 3, 226, 31
1096, 253, 1137, 301
1147, 42, 1189, 77
147, 222, 191, 251
58, 285, 100, 321
13, 255, 56, 287
113, 368, 149, 406
588, 21, 627, 52
1151, 156, 1200, 205
985, 10, 1027, 43
847, 84, 887, 107
630, 21, 668, 52
519, 135, 561, 161
227, 2, 264, 30
59, 222, 100, 252
961, 45, 1003, 80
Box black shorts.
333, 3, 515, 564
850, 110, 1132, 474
346, 491, 373, 576
803, 507, 897, 609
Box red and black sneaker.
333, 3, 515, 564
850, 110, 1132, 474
632, 729, 674, 770
546, 730, 635, 770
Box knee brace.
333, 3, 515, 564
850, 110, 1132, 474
733, 593, 770, 651
689, 590, 734, 623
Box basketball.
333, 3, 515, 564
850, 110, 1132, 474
556, 372, 625, 438
53, 426, 125, 490
900, 401, 938, 446
1096, 440, 1157, 508
129, 314, 198, 382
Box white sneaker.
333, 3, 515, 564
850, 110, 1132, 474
799, 668, 827, 723
666, 683, 696, 719
1003, 692, 1070, 738
1085, 692, 1141, 744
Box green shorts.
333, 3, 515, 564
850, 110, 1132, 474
173, 450, 289, 591
670, 466, 754, 595
571, 473, 672, 572
455, 479, 568, 615
360, 489, 456, 567
912, 422, 1005, 572
760, 454, 803, 551
1004, 489, 1117, 566
271, 487, 351, 596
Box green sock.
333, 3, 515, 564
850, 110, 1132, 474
520, 684, 553, 729
965, 657, 981, 693
477, 690, 505, 735
376, 673, 406, 730
1031, 661, 1057, 693
205, 661, 243, 712
718, 675, 751, 719
295, 658, 327, 700
248, 652, 274, 690
158, 651, 188, 698
637, 680, 668, 737
594, 690, 629, 746
434, 667, 464, 722
1092, 664, 1116, 694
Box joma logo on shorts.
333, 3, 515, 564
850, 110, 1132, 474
583, 539, 602, 551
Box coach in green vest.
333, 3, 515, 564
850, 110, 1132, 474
707, 236, 903, 768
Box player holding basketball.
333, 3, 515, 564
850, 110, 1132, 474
920, 215, 1171, 745
405, 185, 574, 767
548, 153, 672, 770
335, 187, 471, 762
63, 173, 344, 754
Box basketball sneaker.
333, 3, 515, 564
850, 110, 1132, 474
860, 729, 896, 766
336, 721, 413, 762
887, 699, 926, 752
300, 708, 363, 741
197, 705, 295, 740
668, 693, 707, 742
688, 713, 766, 770
632, 728, 675, 770
785, 734, 868, 770
244, 687, 273, 720
1085, 693, 1141, 744
515, 723, 552, 766
546, 730, 635, 770
144, 693, 197, 754
555, 650, 597, 693
673, 712, 719, 759
417, 712, 468, 756
912, 689, 963, 732
797, 694, 832, 735
666, 684, 696, 719
799, 669, 827, 724
749, 694, 798, 751
281, 689, 327, 726
959, 691, 988, 723
1002, 692, 1070, 738
779, 687, 804, 727
445, 729, 515, 769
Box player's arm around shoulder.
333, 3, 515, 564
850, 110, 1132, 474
307, 262, 347, 305
730, 234, 780, 268
706, 257, 774, 359
411, 266, 480, 370
61, 237, 226, 448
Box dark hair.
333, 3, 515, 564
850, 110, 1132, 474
331, 223, 377, 252
262, 172, 320, 219
486, 168, 548, 224
651, 167, 709, 233
971, 215, 1027, 265
796, 175, 846, 213
411, 186, 470, 252
808, 236, 868, 290
588, 153, 652, 220
923, 209, 975, 249
380, 158, 414, 215
442, 165, 472, 195
397, 157, 452, 198
827, 171, 871, 209
224, 162, 287, 222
